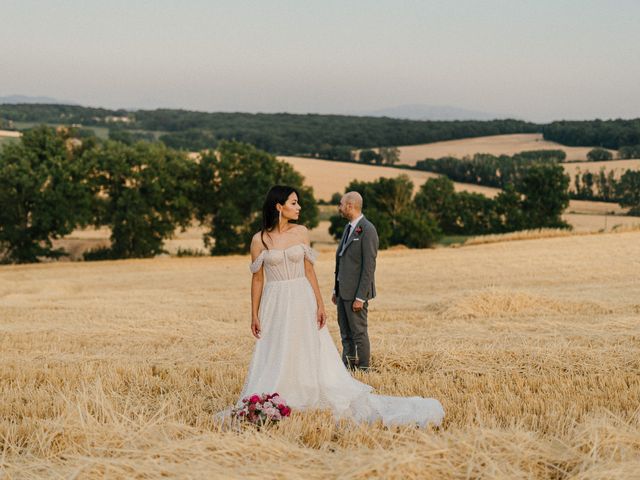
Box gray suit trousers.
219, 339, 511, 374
336, 293, 370, 369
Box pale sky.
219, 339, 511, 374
2, 0, 639, 122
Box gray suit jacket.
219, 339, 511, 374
334, 216, 379, 301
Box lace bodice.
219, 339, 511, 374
250, 244, 318, 282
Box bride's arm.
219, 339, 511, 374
300, 229, 326, 329
250, 236, 265, 338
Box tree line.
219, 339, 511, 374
414, 150, 566, 188
414, 151, 640, 209
0, 127, 317, 264
578, 169, 640, 215
329, 162, 573, 248
543, 119, 640, 150
4, 126, 636, 264
4, 106, 640, 163
0, 104, 540, 158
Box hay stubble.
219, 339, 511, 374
1, 233, 639, 478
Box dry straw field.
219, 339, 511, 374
1, 230, 640, 479
562, 159, 640, 180
279, 156, 499, 200
390, 134, 616, 165
280, 156, 640, 232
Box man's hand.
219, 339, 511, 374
352, 299, 364, 312
331, 293, 337, 305
251, 317, 261, 339
317, 306, 327, 329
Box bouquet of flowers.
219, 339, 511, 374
231, 393, 291, 425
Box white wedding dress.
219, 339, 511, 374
231, 243, 444, 428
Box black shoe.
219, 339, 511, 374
345, 356, 358, 370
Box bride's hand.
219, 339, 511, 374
251, 317, 261, 339
317, 306, 326, 330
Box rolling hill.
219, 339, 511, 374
390, 133, 616, 165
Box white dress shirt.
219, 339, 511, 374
347, 214, 364, 235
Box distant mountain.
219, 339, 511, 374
0, 94, 78, 105
362, 104, 513, 121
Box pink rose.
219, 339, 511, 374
249, 395, 260, 404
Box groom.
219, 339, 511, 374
332, 192, 379, 371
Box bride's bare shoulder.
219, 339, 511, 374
250, 232, 267, 256
290, 224, 310, 243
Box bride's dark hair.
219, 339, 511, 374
261, 185, 300, 249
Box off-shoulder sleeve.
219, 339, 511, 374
249, 251, 266, 273
302, 244, 318, 264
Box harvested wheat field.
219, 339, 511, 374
1, 231, 640, 479
0, 130, 22, 139
566, 200, 625, 216
563, 213, 640, 233
390, 134, 615, 165
281, 156, 502, 201
281, 155, 633, 231
562, 159, 640, 179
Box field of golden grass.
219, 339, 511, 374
562, 213, 640, 232
281, 155, 634, 215
562, 159, 640, 180
49, 208, 639, 263
1, 231, 639, 479
280, 156, 499, 200
0, 130, 22, 138
390, 133, 616, 165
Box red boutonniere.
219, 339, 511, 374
355, 226, 363, 235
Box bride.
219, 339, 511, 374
235, 185, 444, 428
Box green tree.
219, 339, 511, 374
587, 147, 613, 161
359, 149, 382, 164
329, 175, 439, 249
493, 186, 525, 232
618, 145, 640, 159
330, 192, 342, 205
108, 127, 156, 145
392, 209, 441, 247
579, 171, 595, 199
616, 170, 640, 216
0, 126, 95, 263
346, 175, 414, 232
379, 146, 400, 165
516, 163, 570, 229
86, 141, 197, 259
195, 141, 318, 255
447, 192, 499, 235
414, 176, 458, 233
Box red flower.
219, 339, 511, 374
355, 226, 363, 235
249, 395, 260, 404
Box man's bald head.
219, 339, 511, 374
338, 191, 363, 220
342, 191, 363, 211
